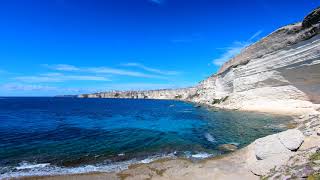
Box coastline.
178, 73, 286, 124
23, 129, 320, 180
22, 146, 259, 180
11, 7, 320, 180
18, 104, 319, 180
3, 98, 298, 179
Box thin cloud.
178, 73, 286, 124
1, 83, 59, 91
248, 30, 263, 41
87, 67, 167, 79
45, 64, 171, 79
14, 73, 110, 83
43, 64, 80, 71
212, 42, 250, 66
212, 30, 263, 66
122, 63, 180, 75
1, 83, 84, 93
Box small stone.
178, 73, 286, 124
286, 122, 298, 129
304, 130, 313, 136
217, 144, 238, 152
294, 166, 314, 178
313, 160, 320, 164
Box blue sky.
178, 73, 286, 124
0, 0, 317, 96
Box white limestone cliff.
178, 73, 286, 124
76, 7, 320, 178
79, 8, 320, 115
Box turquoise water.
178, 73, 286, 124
0, 97, 290, 178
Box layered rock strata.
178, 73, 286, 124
79, 7, 320, 116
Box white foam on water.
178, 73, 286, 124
183, 151, 214, 160
0, 153, 178, 179
180, 110, 193, 113
15, 162, 50, 170
228, 142, 240, 146
204, 132, 216, 143
191, 152, 213, 159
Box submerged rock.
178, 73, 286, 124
278, 129, 304, 150
217, 144, 238, 152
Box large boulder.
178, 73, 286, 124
249, 129, 305, 176
249, 154, 292, 176
254, 134, 291, 160
278, 129, 304, 150
302, 7, 320, 28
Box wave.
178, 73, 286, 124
191, 152, 213, 159
15, 162, 50, 170
204, 132, 216, 143
0, 151, 215, 179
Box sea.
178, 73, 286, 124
0, 97, 291, 178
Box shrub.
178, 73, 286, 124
212, 96, 229, 104
175, 95, 182, 99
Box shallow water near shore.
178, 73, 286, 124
0, 97, 291, 178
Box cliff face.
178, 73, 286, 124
190, 8, 320, 114
79, 8, 320, 114
79, 88, 197, 100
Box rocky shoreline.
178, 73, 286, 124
23, 110, 320, 180
64, 7, 320, 179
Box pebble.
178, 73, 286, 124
313, 160, 320, 164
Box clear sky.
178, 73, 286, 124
0, 0, 318, 96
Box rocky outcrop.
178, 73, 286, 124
303, 7, 320, 28
248, 129, 305, 176
254, 133, 292, 160
78, 88, 197, 100
260, 134, 320, 179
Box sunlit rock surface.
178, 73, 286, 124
79, 8, 320, 116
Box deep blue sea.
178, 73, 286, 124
0, 97, 290, 178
